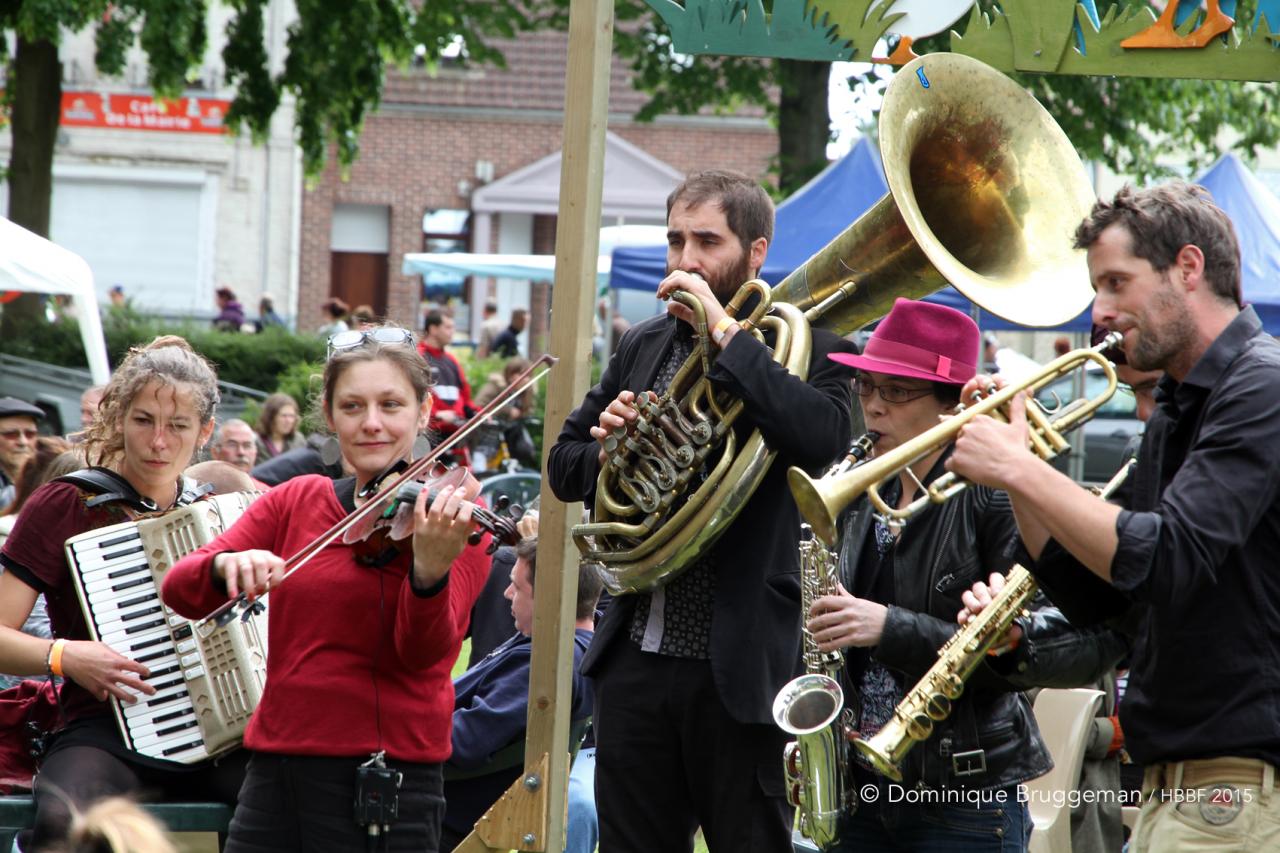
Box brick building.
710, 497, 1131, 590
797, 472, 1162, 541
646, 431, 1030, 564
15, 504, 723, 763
298, 29, 779, 351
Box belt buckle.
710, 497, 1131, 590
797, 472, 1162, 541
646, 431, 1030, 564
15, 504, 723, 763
952, 749, 987, 778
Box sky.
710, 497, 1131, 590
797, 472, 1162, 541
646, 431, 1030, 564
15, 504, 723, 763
827, 60, 893, 159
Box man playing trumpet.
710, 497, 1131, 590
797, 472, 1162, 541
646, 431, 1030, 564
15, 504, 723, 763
808, 298, 1126, 851
548, 170, 856, 852
949, 181, 1280, 851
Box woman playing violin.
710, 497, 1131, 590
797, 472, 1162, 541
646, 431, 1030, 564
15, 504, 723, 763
162, 327, 492, 852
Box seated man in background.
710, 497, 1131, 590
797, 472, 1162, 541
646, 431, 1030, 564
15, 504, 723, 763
210, 419, 258, 473
184, 460, 259, 496
0, 397, 44, 514
78, 386, 105, 431
441, 533, 602, 851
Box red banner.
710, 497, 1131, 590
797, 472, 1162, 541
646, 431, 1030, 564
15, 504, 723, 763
60, 92, 231, 134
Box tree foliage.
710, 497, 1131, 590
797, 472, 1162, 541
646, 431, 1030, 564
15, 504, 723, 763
602, 0, 1280, 189
5, 0, 1276, 209
1022, 72, 1280, 181
945, 1, 1280, 182
0, 0, 550, 183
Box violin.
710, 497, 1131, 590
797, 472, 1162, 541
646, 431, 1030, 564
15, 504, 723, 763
344, 465, 524, 567
202, 354, 557, 628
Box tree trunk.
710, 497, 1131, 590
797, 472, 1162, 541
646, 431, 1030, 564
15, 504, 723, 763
7, 35, 62, 236
776, 59, 831, 196
2, 35, 63, 338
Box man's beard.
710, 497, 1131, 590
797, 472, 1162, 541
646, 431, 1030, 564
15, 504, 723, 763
668, 247, 754, 306
1129, 276, 1196, 372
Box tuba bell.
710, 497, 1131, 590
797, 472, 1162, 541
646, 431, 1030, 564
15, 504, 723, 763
573, 54, 1097, 595
771, 53, 1098, 336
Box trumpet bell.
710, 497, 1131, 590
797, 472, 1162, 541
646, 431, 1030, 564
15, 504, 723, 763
772, 53, 1097, 335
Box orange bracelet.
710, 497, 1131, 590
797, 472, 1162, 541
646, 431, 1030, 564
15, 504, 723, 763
48, 638, 68, 678
1106, 714, 1125, 757
711, 316, 738, 345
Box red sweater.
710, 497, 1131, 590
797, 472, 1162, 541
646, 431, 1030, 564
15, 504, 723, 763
160, 475, 489, 764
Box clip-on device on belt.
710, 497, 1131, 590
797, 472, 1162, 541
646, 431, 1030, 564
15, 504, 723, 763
355, 751, 403, 841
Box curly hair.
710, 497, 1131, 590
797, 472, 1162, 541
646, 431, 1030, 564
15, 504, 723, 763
82, 336, 220, 467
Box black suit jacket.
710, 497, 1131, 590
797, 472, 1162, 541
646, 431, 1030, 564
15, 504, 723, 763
548, 312, 855, 725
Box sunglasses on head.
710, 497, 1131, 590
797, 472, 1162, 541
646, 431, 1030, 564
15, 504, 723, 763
326, 327, 415, 360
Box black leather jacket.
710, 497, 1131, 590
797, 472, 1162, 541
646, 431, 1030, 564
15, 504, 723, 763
837, 451, 1129, 792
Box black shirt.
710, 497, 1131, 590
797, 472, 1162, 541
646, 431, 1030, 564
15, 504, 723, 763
490, 326, 521, 358
1035, 306, 1280, 767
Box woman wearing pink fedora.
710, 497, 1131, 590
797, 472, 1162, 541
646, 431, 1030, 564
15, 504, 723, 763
804, 298, 1127, 851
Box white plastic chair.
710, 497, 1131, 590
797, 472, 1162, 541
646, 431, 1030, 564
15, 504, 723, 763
1026, 687, 1105, 853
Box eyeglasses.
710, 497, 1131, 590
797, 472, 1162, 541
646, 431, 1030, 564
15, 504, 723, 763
0, 428, 38, 441
852, 377, 935, 404
326, 327, 415, 360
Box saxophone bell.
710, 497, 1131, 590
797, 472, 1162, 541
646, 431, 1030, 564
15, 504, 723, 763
774, 673, 848, 849
773, 493, 866, 846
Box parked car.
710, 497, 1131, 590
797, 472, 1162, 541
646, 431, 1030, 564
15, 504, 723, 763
1034, 366, 1141, 485
477, 471, 541, 514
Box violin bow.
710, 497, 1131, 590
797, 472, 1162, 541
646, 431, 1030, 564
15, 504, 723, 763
201, 353, 558, 627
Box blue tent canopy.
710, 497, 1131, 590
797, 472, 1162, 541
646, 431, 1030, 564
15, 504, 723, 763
1196, 154, 1280, 334
608, 137, 1093, 332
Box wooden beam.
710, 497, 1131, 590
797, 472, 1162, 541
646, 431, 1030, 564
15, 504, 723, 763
451, 0, 614, 849
453, 753, 561, 852
523, 0, 616, 844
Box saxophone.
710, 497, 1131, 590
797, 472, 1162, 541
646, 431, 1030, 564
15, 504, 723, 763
772, 432, 878, 848
853, 457, 1136, 780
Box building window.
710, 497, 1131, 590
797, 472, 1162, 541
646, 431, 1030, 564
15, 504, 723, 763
421, 208, 471, 304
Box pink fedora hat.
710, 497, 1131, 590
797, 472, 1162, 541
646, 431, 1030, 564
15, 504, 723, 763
830, 298, 979, 384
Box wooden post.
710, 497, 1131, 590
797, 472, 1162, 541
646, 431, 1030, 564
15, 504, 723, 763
452, 0, 614, 849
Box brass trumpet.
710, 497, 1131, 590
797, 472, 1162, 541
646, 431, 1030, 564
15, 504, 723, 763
789, 333, 1123, 547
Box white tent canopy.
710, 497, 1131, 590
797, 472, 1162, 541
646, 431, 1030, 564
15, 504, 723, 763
402, 224, 669, 289
1, 216, 110, 383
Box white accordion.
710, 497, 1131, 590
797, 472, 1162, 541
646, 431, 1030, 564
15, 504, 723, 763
64, 492, 268, 764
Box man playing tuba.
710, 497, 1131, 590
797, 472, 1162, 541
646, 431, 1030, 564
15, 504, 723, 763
807, 298, 1126, 850
548, 170, 856, 852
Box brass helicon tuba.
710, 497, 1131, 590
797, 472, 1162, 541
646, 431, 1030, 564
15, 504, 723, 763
572, 53, 1098, 596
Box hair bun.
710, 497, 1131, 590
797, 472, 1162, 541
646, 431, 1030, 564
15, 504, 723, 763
143, 335, 194, 353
